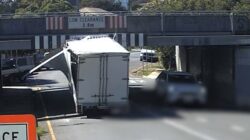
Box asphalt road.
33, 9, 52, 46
25, 70, 250, 140
23, 51, 250, 140
42, 103, 250, 140
129, 51, 143, 72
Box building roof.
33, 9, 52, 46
79, 7, 114, 15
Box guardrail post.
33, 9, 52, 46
230, 12, 234, 34
161, 12, 164, 34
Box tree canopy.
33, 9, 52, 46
1, 0, 250, 14
15, 0, 74, 14
233, 1, 250, 12
0, 0, 18, 14
80, 0, 126, 11
0, 0, 126, 14
138, 0, 250, 12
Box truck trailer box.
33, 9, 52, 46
67, 36, 130, 111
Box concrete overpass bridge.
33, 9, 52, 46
1, 12, 250, 50
2, 11, 250, 108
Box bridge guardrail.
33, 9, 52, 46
0, 11, 250, 35
0, 11, 238, 19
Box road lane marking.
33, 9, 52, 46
163, 119, 217, 140
64, 119, 70, 123
39, 93, 57, 140
231, 125, 245, 133
137, 106, 217, 140
46, 116, 57, 140
196, 117, 208, 123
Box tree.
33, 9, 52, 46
233, 1, 250, 12
158, 47, 175, 70
15, 0, 74, 14
137, 0, 245, 12
0, 0, 18, 14
80, 0, 126, 11
40, 0, 74, 12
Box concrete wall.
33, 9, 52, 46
147, 35, 250, 46
187, 47, 202, 78
0, 18, 45, 35
0, 40, 31, 50
235, 47, 250, 107
164, 15, 232, 34
186, 47, 235, 107
0, 14, 245, 36
233, 15, 250, 34
127, 16, 161, 33
213, 47, 234, 107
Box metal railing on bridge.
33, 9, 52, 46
0, 11, 250, 39
0, 11, 246, 19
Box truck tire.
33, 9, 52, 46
77, 105, 84, 115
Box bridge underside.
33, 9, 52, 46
1, 33, 250, 108
147, 35, 250, 107
147, 35, 250, 46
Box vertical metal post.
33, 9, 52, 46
230, 12, 234, 34
142, 46, 144, 77
128, 0, 132, 12
76, 0, 80, 12
161, 13, 164, 33
146, 49, 148, 73
0, 53, 2, 93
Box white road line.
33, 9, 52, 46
196, 117, 208, 123
64, 119, 70, 123
138, 107, 217, 140
163, 119, 217, 140
231, 125, 245, 133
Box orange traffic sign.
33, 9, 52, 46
0, 114, 36, 140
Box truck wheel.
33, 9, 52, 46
77, 105, 84, 115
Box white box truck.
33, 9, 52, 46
25, 35, 130, 113
67, 36, 130, 112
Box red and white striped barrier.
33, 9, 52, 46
34, 33, 144, 50
46, 16, 64, 30
106, 16, 127, 29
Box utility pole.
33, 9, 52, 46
128, 0, 132, 11
75, 0, 80, 12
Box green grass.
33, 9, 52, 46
132, 62, 164, 76
37, 126, 48, 137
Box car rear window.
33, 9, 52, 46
142, 53, 155, 56
168, 74, 196, 83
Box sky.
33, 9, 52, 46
116, 0, 129, 9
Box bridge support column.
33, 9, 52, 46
175, 45, 187, 72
